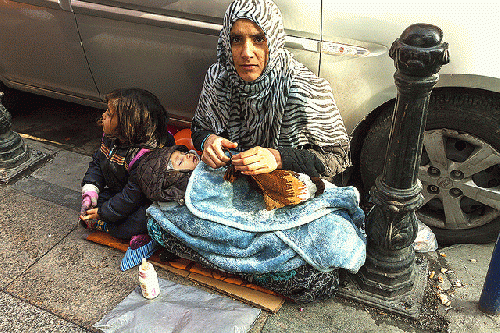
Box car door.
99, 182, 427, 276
0, 0, 99, 103
70, 0, 321, 126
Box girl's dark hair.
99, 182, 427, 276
105, 88, 169, 147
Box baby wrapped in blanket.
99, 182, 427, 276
135, 146, 367, 303
119, 145, 200, 270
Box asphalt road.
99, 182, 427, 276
5, 88, 103, 157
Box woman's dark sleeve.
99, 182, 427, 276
278, 141, 349, 180
97, 165, 150, 223
191, 129, 213, 152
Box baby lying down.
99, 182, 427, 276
136, 144, 200, 205
133, 145, 367, 303
119, 145, 200, 270
139, 144, 327, 211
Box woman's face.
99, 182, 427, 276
230, 19, 269, 82
102, 102, 119, 136
170, 150, 200, 171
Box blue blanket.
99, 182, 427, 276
146, 162, 366, 274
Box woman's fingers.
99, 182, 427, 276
232, 147, 278, 174
201, 138, 279, 174
232, 151, 259, 166
201, 135, 237, 168
203, 148, 225, 168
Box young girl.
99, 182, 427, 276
79, 88, 174, 245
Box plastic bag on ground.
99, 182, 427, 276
94, 278, 261, 333
414, 219, 439, 252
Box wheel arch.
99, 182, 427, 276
349, 85, 500, 244
347, 86, 500, 192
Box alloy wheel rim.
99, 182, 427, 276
417, 128, 500, 230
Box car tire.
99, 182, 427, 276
359, 88, 500, 245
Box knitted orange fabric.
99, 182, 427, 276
224, 166, 308, 210
252, 170, 308, 210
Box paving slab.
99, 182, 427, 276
5, 225, 225, 331
0, 185, 209, 331
0, 187, 76, 286
0, 290, 88, 333
259, 294, 433, 333
12, 176, 82, 212
10, 141, 93, 211
1, 139, 221, 331
5, 226, 137, 330
438, 244, 500, 333
29, 149, 93, 193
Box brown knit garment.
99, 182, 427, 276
253, 170, 309, 210
224, 165, 310, 211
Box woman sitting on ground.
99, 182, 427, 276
141, 0, 365, 303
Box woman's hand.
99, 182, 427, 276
202, 134, 238, 169
79, 208, 100, 221
231, 147, 282, 175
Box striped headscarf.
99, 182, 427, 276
192, 0, 348, 150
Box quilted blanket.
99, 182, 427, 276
146, 162, 366, 274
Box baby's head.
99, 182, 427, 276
136, 144, 198, 204
167, 145, 200, 171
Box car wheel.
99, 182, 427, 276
359, 88, 500, 245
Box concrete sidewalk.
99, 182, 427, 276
1, 138, 499, 332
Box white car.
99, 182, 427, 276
1, 0, 499, 244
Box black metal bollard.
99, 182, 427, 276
0, 92, 46, 183
346, 24, 449, 314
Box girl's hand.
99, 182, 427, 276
202, 134, 238, 169
79, 208, 100, 221
231, 147, 282, 175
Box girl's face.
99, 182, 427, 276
102, 102, 119, 136
170, 150, 200, 171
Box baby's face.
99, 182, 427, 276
170, 150, 200, 171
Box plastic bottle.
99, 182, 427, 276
139, 258, 160, 299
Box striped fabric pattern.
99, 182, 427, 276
192, 0, 348, 151
100, 143, 127, 167
120, 241, 158, 271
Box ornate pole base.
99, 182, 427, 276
338, 255, 428, 318
357, 247, 416, 298
357, 179, 423, 293
338, 179, 429, 318
0, 95, 47, 184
